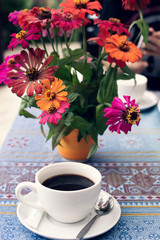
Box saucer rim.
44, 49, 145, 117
17, 190, 121, 240
139, 90, 158, 110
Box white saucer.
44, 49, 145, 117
138, 91, 158, 110
17, 190, 121, 240
158, 100, 160, 112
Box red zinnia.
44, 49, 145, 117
122, 0, 150, 11
7, 48, 58, 97
88, 27, 110, 47
18, 7, 52, 30
59, 0, 102, 18
95, 18, 130, 37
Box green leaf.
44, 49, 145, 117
40, 124, 46, 138
97, 66, 117, 104
55, 65, 72, 82
59, 49, 85, 65
117, 65, 135, 82
71, 116, 92, 130
96, 104, 108, 135
18, 95, 38, 119
64, 112, 74, 126
70, 61, 92, 82
120, 65, 135, 79
20, 95, 37, 109
19, 109, 37, 119
136, 19, 149, 47
68, 92, 80, 103
52, 125, 72, 150
87, 142, 98, 159
46, 123, 54, 141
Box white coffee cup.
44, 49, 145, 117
15, 162, 101, 223
117, 74, 147, 103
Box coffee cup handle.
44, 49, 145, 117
15, 182, 43, 210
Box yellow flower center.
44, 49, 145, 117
62, 12, 73, 21
45, 90, 56, 101
125, 106, 141, 125
26, 68, 39, 81
74, 0, 87, 9
23, 9, 29, 12
7, 58, 16, 64
118, 41, 130, 52
47, 104, 57, 114
16, 30, 27, 41
39, 7, 51, 20
109, 18, 121, 23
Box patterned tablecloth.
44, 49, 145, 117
0, 91, 160, 240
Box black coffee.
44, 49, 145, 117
42, 174, 94, 191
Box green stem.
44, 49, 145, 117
134, 30, 142, 44
47, 27, 55, 53
40, 31, 48, 57
68, 29, 75, 47
31, 39, 39, 49
97, 51, 107, 75
20, 96, 30, 102
82, 24, 87, 63
64, 32, 71, 56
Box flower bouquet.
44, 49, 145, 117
0, 0, 150, 159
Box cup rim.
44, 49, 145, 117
35, 162, 102, 193
117, 74, 147, 86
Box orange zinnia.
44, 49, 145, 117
35, 78, 68, 111
104, 34, 142, 64
59, 0, 102, 17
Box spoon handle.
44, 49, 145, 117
76, 214, 98, 240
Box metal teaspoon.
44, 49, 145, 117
76, 196, 114, 240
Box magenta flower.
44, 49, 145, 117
0, 54, 21, 85
39, 101, 70, 125
8, 10, 23, 26
7, 48, 58, 97
104, 96, 141, 134
8, 27, 41, 50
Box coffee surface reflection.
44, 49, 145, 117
42, 174, 94, 191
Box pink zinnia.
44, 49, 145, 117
7, 48, 58, 97
39, 101, 70, 125
52, 10, 83, 31
0, 54, 21, 85
8, 10, 23, 26
104, 96, 141, 134
8, 27, 41, 50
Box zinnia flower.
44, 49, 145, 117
94, 18, 130, 37
104, 34, 142, 64
88, 27, 110, 47
7, 48, 58, 97
18, 7, 52, 30
35, 78, 68, 111
104, 96, 141, 134
59, 0, 102, 18
8, 27, 41, 50
52, 10, 83, 31
0, 54, 21, 85
122, 0, 150, 11
8, 10, 23, 26
39, 101, 70, 125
